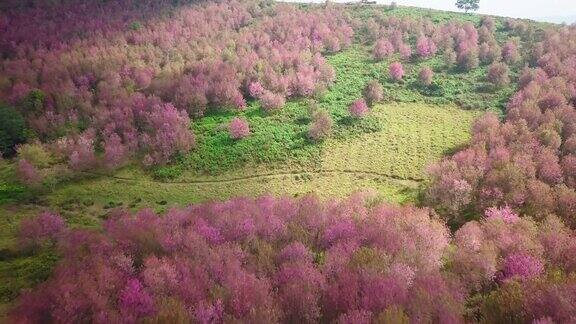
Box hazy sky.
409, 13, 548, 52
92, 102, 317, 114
282, 0, 576, 22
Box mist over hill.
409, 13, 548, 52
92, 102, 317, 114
282, 0, 576, 24
532, 15, 576, 24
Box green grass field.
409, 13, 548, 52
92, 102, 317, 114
322, 102, 478, 180
40, 102, 477, 210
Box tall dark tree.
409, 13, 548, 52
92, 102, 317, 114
456, 0, 480, 13
0, 105, 27, 157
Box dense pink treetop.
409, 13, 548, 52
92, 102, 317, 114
15, 195, 576, 322
500, 253, 544, 282
427, 26, 576, 229
416, 35, 437, 58
248, 81, 265, 99
389, 62, 404, 81
11, 194, 461, 323
228, 117, 250, 140
349, 99, 370, 118
118, 279, 156, 321
373, 38, 395, 61
487, 62, 511, 87
484, 206, 520, 223
0, 0, 353, 170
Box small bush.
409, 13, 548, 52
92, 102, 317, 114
487, 62, 510, 87
389, 62, 404, 81
308, 109, 333, 141
16, 143, 52, 168
373, 39, 394, 61
419, 67, 434, 87
362, 80, 384, 106
228, 117, 250, 140
349, 99, 370, 118
261, 91, 286, 112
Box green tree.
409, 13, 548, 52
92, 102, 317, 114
0, 104, 27, 157
456, 0, 480, 13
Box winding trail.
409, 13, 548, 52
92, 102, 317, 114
83, 169, 424, 186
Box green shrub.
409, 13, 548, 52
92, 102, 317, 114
22, 89, 45, 115
0, 105, 27, 157
16, 143, 53, 168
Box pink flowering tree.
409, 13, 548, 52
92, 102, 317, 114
261, 91, 286, 113
248, 81, 265, 99
416, 36, 437, 59
308, 109, 333, 141
373, 39, 394, 61
362, 80, 384, 106
389, 62, 404, 81
16, 159, 43, 187
457, 47, 479, 71
228, 117, 250, 140
419, 67, 434, 86
398, 43, 413, 60
502, 40, 520, 65
487, 62, 510, 87
18, 212, 66, 249
0, 0, 355, 172
103, 133, 127, 169
499, 253, 544, 282
11, 194, 461, 323
349, 99, 370, 118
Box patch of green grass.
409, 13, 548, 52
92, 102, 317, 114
0, 163, 26, 204
153, 99, 322, 179
324, 45, 516, 115
181, 100, 321, 175
0, 248, 58, 304
322, 102, 479, 180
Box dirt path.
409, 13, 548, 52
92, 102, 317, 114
84, 169, 424, 187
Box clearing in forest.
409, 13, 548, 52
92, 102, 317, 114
37, 102, 478, 214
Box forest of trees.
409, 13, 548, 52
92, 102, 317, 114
2, 0, 576, 322
11, 193, 576, 322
